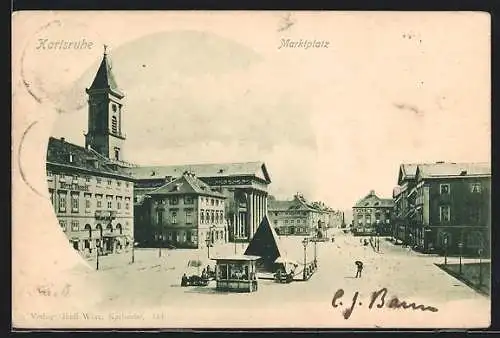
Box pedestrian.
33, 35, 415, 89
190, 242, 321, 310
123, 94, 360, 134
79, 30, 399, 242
355, 261, 363, 278
181, 273, 188, 287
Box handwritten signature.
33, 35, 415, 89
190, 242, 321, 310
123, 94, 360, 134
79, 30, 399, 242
36, 283, 71, 297
332, 288, 438, 319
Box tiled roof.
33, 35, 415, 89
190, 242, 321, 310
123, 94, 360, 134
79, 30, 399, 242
417, 162, 491, 178
147, 172, 225, 198
46, 137, 132, 179
269, 194, 318, 212
127, 161, 271, 182
354, 190, 394, 208
87, 52, 124, 98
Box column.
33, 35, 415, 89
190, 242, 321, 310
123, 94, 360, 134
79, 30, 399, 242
233, 212, 238, 241
247, 191, 253, 240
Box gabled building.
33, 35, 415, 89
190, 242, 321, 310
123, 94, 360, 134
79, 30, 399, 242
352, 190, 394, 236
129, 162, 271, 244
139, 171, 227, 249
411, 162, 491, 255
268, 193, 328, 238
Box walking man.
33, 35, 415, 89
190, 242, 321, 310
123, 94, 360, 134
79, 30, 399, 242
355, 260, 363, 278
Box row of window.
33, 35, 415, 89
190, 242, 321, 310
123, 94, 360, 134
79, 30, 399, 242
273, 211, 308, 217
356, 209, 391, 215
438, 205, 481, 223
357, 218, 391, 225
155, 196, 195, 206
200, 197, 223, 207
439, 182, 482, 195
273, 219, 307, 225
47, 172, 131, 188
59, 220, 126, 233
51, 190, 130, 213
156, 209, 225, 225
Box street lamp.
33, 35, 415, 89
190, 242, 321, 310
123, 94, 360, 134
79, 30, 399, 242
443, 235, 448, 266
158, 234, 163, 258
458, 242, 464, 274
478, 248, 483, 286
96, 240, 101, 271
205, 236, 212, 259
131, 240, 137, 264
302, 237, 309, 280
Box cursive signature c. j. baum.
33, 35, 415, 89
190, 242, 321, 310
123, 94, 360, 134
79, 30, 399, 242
332, 288, 438, 319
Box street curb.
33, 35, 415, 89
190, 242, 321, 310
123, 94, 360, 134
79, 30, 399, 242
434, 263, 490, 297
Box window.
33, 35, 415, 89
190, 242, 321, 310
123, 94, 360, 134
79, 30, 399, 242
114, 148, 120, 161
290, 219, 295, 224
274, 220, 278, 225
471, 183, 482, 193
59, 193, 67, 212
200, 209, 205, 223
439, 205, 450, 222
215, 211, 219, 224
171, 197, 179, 205
440, 184, 450, 195
469, 207, 481, 223
157, 210, 163, 225
117, 180, 121, 187
49, 189, 56, 210
111, 115, 118, 134
125, 182, 129, 188
72, 174, 79, 182
184, 196, 194, 204
96, 177, 102, 184
84, 193, 91, 210
116, 197, 122, 209
171, 211, 178, 224
365, 215, 371, 224
107, 196, 113, 209
215, 199, 219, 206
205, 211, 210, 224
125, 199, 130, 210
60, 220, 67, 231
85, 176, 91, 183
96, 195, 102, 208
211, 199, 214, 206
185, 210, 193, 224
71, 221, 79, 231
285, 220, 289, 224
71, 194, 79, 212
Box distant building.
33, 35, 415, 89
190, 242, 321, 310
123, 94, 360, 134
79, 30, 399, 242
46, 137, 135, 256
138, 171, 227, 249
411, 162, 490, 254
268, 193, 329, 238
129, 162, 271, 244
352, 190, 394, 235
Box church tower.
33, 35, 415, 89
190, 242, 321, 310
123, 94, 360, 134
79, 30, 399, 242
85, 45, 126, 161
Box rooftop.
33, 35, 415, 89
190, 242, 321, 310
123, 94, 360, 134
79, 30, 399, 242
128, 161, 271, 182
354, 190, 394, 208
46, 137, 133, 180
147, 171, 226, 198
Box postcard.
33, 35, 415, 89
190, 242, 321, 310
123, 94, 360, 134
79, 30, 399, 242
12, 11, 491, 329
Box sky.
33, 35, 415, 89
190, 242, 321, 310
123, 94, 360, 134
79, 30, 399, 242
35, 11, 490, 210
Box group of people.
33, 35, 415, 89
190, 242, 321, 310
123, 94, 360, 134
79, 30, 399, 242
303, 260, 318, 280
180, 264, 214, 287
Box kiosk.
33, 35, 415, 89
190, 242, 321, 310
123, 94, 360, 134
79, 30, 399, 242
213, 255, 260, 292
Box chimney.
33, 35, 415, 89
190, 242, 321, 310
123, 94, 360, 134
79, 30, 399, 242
369, 190, 375, 195
460, 170, 467, 176
60, 137, 65, 142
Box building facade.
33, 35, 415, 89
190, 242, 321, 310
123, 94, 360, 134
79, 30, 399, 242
130, 162, 271, 244
352, 190, 394, 236
268, 194, 329, 238
138, 171, 227, 248
411, 162, 491, 255
46, 137, 135, 256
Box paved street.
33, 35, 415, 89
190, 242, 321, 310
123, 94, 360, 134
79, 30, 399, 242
36, 229, 489, 328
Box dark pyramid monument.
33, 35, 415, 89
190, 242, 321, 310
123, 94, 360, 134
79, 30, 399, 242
244, 215, 284, 272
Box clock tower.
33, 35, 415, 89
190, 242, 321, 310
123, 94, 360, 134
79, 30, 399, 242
85, 45, 126, 161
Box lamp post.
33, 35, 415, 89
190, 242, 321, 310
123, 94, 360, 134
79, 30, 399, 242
205, 237, 211, 259
302, 237, 309, 281
458, 242, 464, 274
443, 235, 448, 266
96, 241, 100, 271
131, 240, 136, 264
478, 248, 483, 286
158, 234, 163, 258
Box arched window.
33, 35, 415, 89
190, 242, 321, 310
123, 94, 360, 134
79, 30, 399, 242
96, 224, 103, 237
111, 115, 118, 134
85, 224, 92, 237
116, 223, 123, 235
106, 223, 113, 232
